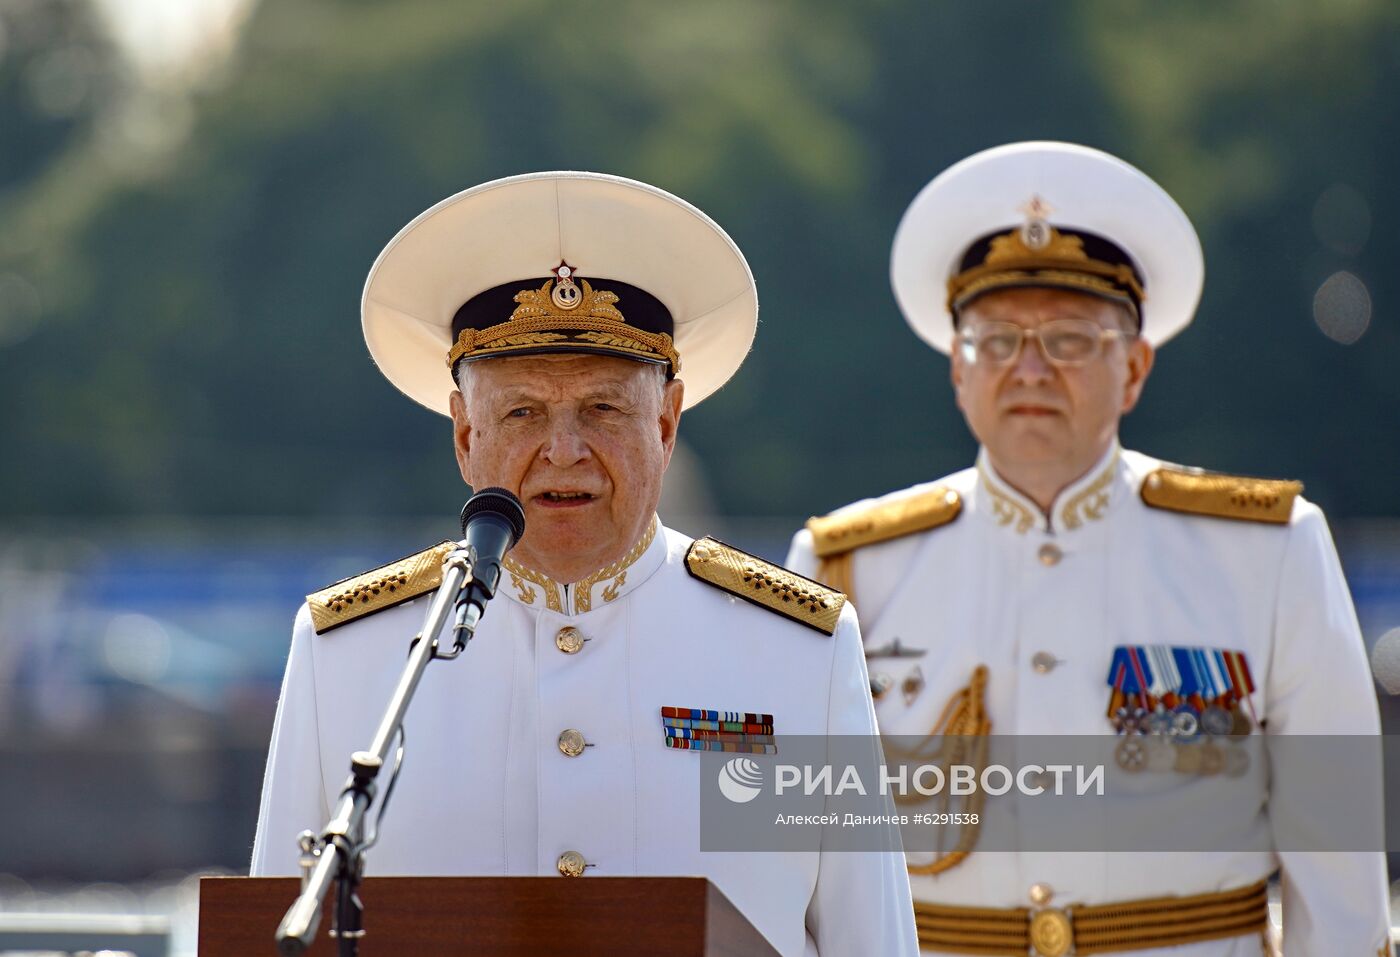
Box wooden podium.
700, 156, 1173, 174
199, 876, 783, 956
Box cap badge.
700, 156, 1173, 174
550, 261, 582, 310
1018, 195, 1054, 250
512, 275, 625, 325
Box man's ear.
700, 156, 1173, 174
1121, 338, 1155, 414
950, 346, 967, 414
449, 389, 473, 484
658, 378, 684, 472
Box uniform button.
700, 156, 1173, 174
558, 729, 587, 757
555, 626, 585, 654
1029, 882, 1054, 905
1037, 543, 1062, 566
1031, 651, 1059, 674
557, 850, 587, 877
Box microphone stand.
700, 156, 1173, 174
274, 544, 485, 957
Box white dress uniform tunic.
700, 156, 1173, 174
253, 520, 918, 957
786, 444, 1392, 956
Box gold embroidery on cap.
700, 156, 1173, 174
953, 270, 1129, 310
513, 278, 625, 324
987, 225, 1088, 265
447, 279, 681, 371
947, 224, 1146, 311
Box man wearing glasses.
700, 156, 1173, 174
786, 143, 1391, 955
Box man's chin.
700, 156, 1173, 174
990, 433, 1072, 467
524, 503, 595, 531
520, 507, 604, 550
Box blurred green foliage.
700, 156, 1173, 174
1, 0, 1397, 521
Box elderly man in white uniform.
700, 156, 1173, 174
787, 144, 1391, 956
252, 172, 918, 957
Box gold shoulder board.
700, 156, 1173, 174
1140, 466, 1302, 525
685, 537, 846, 636
806, 486, 962, 559
307, 541, 455, 635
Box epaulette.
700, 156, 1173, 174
1140, 466, 1302, 525
307, 541, 455, 635
806, 486, 962, 559
685, 537, 846, 636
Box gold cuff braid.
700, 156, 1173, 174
447, 316, 680, 369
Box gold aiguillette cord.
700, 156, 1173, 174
885, 664, 991, 875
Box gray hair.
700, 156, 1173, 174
454, 358, 668, 404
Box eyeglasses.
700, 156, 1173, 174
956, 319, 1133, 368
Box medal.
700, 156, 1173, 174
1173, 646, 1206, 715
1201, 705, 1233, 737
1221, 650, 1259, 732
1115, 736, 1148, 772
1115, 705, 1147, 736
1108, 689, 1128, 730
1106, 648, 1152, 733
1126, 647, 1155, 710
1198, 741, 1224, 775
1229, 706, 1253, 736
1173, 743, 1202, 774
1147, 737, 1176, 772
1170, 705, 1200, 742
1144, 704, 1173, 737
1147, 646, 1181, 710
1114, 646, 1259, 775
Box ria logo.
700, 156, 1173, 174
717, 757, 764, 803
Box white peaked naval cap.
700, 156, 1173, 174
891, 141, 1204, 353
362, 171, 758, 415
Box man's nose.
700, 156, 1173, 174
540, 417, 591, 467
1010, 332, 1054, 384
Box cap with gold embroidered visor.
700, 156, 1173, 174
890, 141, 1204, 353
362, 171, 758, 414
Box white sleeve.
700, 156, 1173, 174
785, 528, 819, 579
805, 605, 918, 956
250, 603, 329, 876
1266, 502, 1392, 955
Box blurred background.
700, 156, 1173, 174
2, 0, 1399, 952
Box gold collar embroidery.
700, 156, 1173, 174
1058, 448, 1120, 530
977, 458, 1037, 534
977, 444, 1121, 535
501, 516, 659, 615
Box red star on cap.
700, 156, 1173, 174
1018, 195, 1054, 222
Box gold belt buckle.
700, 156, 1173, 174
1028, 905, 1073, 957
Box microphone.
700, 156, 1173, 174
1370, 628, 1400, 695
454, 487, 527, 637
